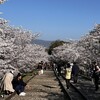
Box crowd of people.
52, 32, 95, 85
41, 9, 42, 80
0, 61, 52, 97
0, 60, 100, 98
55, 61, 100, 92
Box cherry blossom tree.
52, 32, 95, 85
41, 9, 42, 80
0, 19, 49, 75
0, 1, 49, 76
1, 3, 50, 79
77, 24, 100, 65
50, 24, 100, 72
0, 0, 6, 4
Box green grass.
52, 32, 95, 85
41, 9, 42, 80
22, 69, 38, 82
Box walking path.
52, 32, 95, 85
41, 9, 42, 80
10, 71, 65, 100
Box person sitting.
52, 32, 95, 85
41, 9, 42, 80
12, 73, 26, 96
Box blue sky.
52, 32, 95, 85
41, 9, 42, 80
0, 0, 100, 40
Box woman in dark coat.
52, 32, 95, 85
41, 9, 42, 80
72, 62, 79, 83
12, 73, 26, 95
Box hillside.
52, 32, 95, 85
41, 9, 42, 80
32, 39, 52, 48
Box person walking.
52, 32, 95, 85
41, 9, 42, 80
65, 63, 72, 89
91, 61, 100, 91
72, 62, 79, 83
38, 61, 44, 75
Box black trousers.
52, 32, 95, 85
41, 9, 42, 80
15, 85, 25, 94
94, 75, 99, 91
73, 74, 78, 83
66, 79, 70, 89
